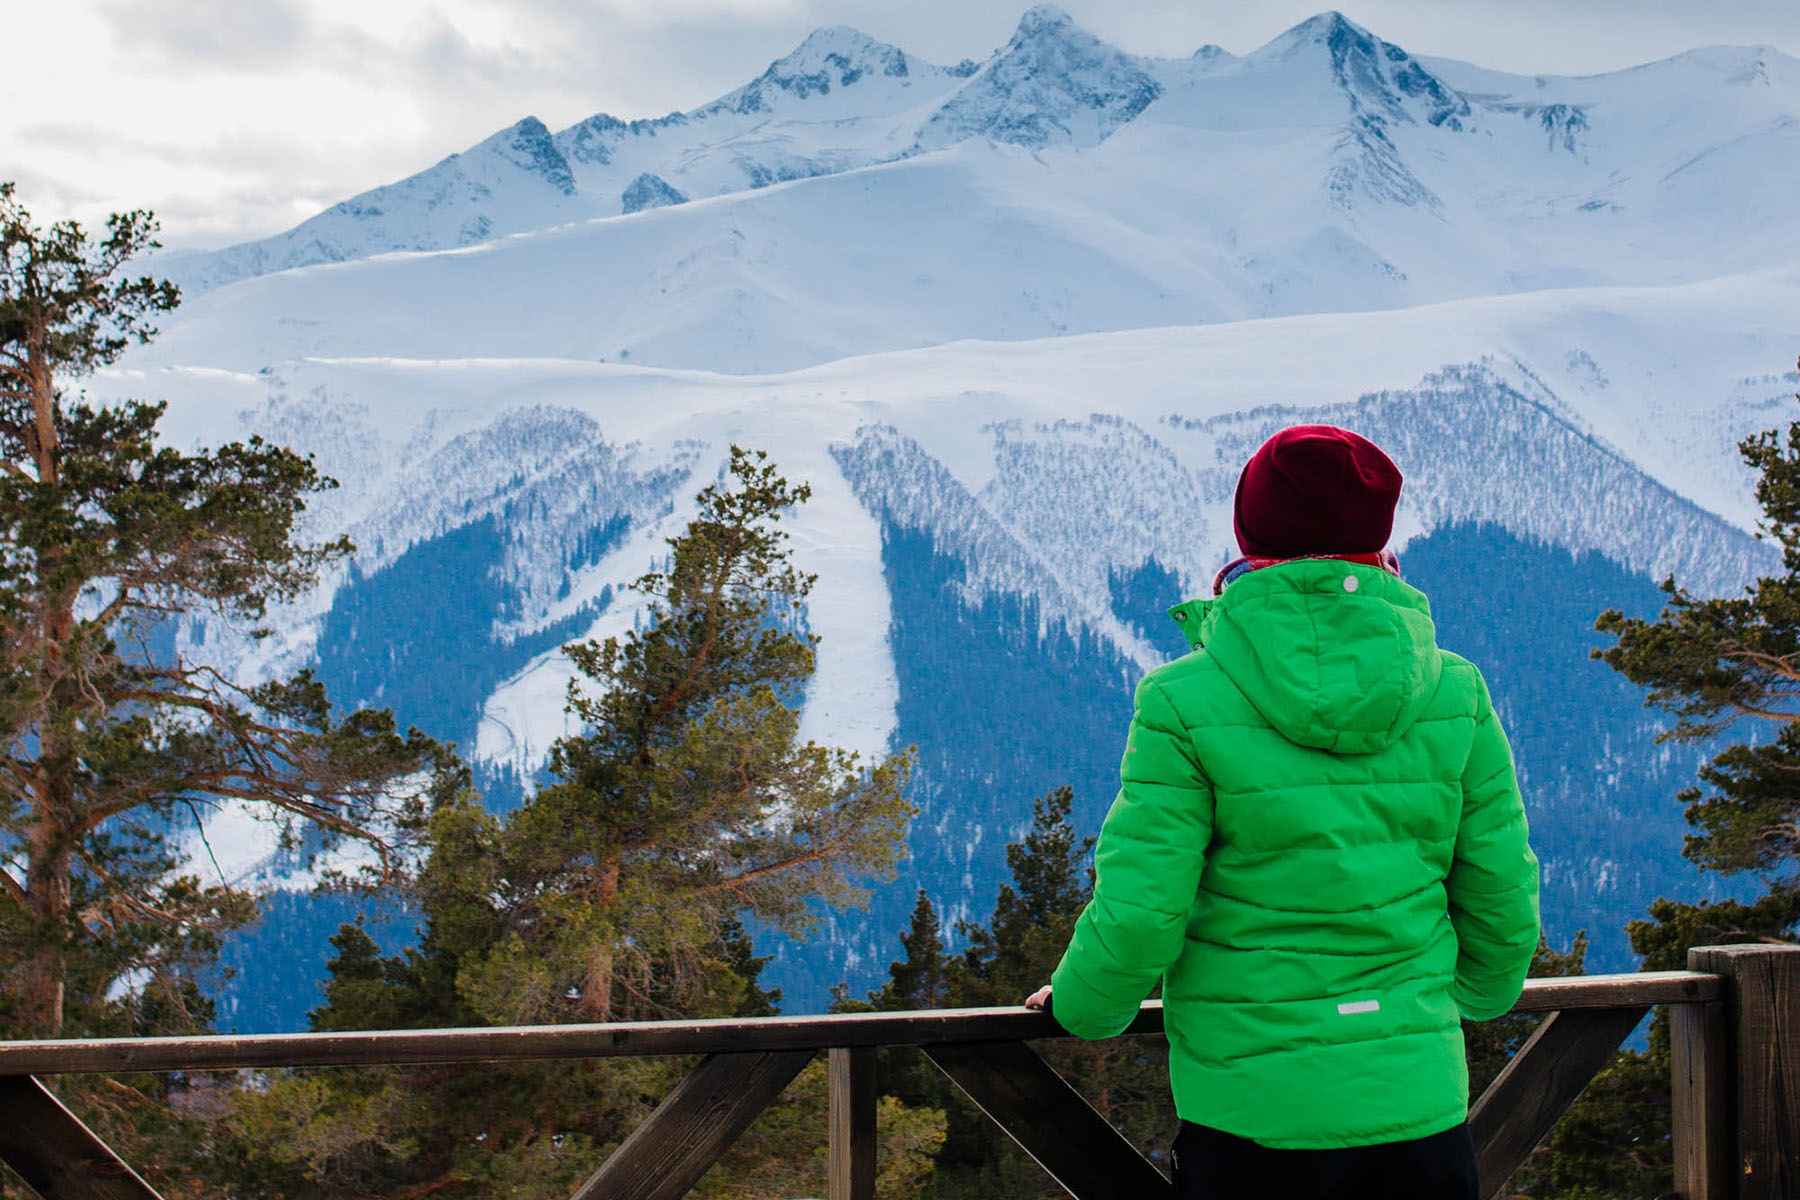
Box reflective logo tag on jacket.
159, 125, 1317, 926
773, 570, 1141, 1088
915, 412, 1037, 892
1337, 999, 1380, 1015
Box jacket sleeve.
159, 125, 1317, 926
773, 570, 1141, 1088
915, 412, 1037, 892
1447, 670, 1541, 1021
1050, 675, 1213, 1039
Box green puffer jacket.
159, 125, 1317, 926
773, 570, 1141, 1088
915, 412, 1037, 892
1049, 558, 1540, 1149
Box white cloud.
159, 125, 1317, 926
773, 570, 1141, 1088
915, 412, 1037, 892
102, 0, 316, 67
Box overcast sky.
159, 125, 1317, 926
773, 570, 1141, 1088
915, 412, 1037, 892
7, 0, 1799, 250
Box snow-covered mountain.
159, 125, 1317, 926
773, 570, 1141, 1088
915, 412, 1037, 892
155, 23, 972, 295
143, 9, 1800, 377
100, 7, 1800, 1027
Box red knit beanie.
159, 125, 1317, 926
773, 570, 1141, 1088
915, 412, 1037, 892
1232, 425, 1402, 558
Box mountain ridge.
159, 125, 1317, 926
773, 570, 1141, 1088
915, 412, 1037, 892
155, 9, 1799, 299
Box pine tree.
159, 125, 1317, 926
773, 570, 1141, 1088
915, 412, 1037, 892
881, 888, 949, 1011
425, 446, 915, 1027
1594, 363, 1800, 945
225, 448, 922, 1197
954, 785, 1093, 1007
0, 183, 439, 1042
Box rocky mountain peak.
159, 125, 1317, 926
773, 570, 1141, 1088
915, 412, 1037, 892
1260, 10, 1471, 131
555, 113, 627, 167
1014, 3, 1077, 36
775, 26, 911, 79
708, 25, 916, 114
916, 5, 1161, 149
1284, 11, 1370, 46
471, 117, 576, 195
620, 173, 689, 214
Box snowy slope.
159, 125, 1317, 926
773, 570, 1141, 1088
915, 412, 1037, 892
153, 117, 593, 296
104, 269, 1800, 779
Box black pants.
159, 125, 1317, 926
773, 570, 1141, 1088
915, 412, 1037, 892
1172, 1120, 1479, 1200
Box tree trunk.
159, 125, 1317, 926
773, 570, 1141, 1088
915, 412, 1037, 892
21, 787, 71, 1036
25, 334, 56, 485
19, 338, 70, 1037
583, 947, 614, 1023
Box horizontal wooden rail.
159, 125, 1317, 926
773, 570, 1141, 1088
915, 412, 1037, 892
1507, 970, 1716, 1012
0, 1005, 1152, 1076
0, 970, 1718, 1077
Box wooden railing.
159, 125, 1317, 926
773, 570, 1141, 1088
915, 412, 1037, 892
0, 944, 1794, 1200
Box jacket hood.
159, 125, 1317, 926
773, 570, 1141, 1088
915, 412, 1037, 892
1169, 560, 1442, 755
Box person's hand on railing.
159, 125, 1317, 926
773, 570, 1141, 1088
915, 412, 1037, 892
1023, 985, 1052, 1010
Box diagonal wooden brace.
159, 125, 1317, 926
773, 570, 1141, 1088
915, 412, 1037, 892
922, 1040, 1172, 1199
1468, 1005, 1650, 1200
569, 1049, 814, 1200
0, 1075, 166, 1200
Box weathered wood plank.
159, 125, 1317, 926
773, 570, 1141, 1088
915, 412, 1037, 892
0, 1075, 166, 1200
0, 1005, 1153, 1075
570, 1050, 813, 1200
828, 1047, 877, 1200
923, 1040, 1171, 1200
1671, 999, 1730, 1200
1690, 944, 1800, 1200
1509, 971, 1716, 1013
1468, 1005, 1650, 1200
0, 972, 1717, 1076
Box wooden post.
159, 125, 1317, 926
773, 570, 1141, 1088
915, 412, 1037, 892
1671, 997, 1730, 1200
828, 1047, 877, 1200
1688, 944, 1800, 1200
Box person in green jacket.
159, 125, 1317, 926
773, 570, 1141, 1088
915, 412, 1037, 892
1025, 425, 1540, 1199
